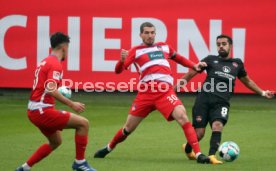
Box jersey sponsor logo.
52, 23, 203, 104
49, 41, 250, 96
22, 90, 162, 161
215, 71, 235, 80
148, 51, 165, 60
213, 60, 219, 63
222, 66, 231, 73
53, 71, 61, 80
195, 115, 202, 122
232, 62, 238, 68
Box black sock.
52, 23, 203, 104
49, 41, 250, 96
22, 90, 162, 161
185, 143, 193, 153
209, 131, 221, 155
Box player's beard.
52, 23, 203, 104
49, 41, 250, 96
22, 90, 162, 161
61, 49, 66, 61
219, 50, 229, 58
144, 38, 154, 46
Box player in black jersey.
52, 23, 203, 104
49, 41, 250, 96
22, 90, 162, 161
176, 34, 274, 164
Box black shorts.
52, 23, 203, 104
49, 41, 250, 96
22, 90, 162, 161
192, 93, 230, 128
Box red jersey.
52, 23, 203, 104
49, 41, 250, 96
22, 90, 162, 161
115, 42, 195, 85
28, 55, 63, 111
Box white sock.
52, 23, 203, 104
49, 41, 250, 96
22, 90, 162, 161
22, 163, 31, 171
75, 159, 86, 164
107, 144, 112, 151
195, 152, 202, 159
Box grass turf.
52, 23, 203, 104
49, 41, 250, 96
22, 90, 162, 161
0, 90, 275, 171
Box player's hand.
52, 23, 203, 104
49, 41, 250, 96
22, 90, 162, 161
262, 90, 275, 99
121, 49, 128, 62
193, 62, 207, 72
70, 102, 85, 113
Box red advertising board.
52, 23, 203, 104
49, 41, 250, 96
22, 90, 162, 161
0, 0, 275, 93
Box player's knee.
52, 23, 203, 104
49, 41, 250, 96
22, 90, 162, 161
176, 105, 187, 115
50, 139, 62, 149
178, 114, 189, 125
172, 106, 189, 124
212, 120, 224, 131
80, 117, 89, 129
124, 125, 135, 133
174, 112, 189, 125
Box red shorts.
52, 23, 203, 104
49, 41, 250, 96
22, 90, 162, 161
28, 108, 71, 136
129, 87, 183, 121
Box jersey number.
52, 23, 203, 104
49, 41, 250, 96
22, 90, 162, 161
167, 95, 178, 104
221, 107, 228, 117
32, 67, 41, 90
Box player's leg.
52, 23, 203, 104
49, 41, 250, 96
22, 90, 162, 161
182, 94, 209, 160
208, 103, 229, 164
171, 105, 209, 163
209, 120, 224, 156
94, 114, 144, 158
65, 113, 96, 171
155, 89, 209, 163
15, 132, 60, 171
183, 128, 205, 160
208, 100, 229, 164
94, 92, 153, 158
208, 119, 224, 164
110, 114, 144, 149
183, 112, 208, 159
16, 109, 66, 171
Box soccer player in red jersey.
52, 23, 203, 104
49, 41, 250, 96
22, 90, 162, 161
15, 32, 96, 171
94, 22, 210, 163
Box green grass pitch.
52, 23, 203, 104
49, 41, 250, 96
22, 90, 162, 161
0, 90, 275, 171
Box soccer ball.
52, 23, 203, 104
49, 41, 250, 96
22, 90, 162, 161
218, 141, 240, 162
58, 86, 72, 98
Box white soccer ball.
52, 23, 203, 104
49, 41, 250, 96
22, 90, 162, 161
218, 141, 240, 162
58, 86, 72, 98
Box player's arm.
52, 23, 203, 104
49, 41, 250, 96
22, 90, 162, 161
115, 49, 134, 74
46, 82, 85, 113
169, 52, 207, 71
239, 75, 274, 98
115, 49, 128, 74
174, 55, 209, 91
174, 69, 198, 91
181, 69, 198, 83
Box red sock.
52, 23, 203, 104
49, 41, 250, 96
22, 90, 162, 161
75, 134, 88, 160
182, 122, 201, 154
109, 128, 128, 149
27, 144, 53, 167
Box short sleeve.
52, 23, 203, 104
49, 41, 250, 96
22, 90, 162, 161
200, 56, 210, 63
237, 60, 247, 78
47, 61, 63, 85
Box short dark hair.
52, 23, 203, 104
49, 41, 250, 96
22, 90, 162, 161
50, 32, 70, 49
140, 22, 155, 33
216, 34, 232, 45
